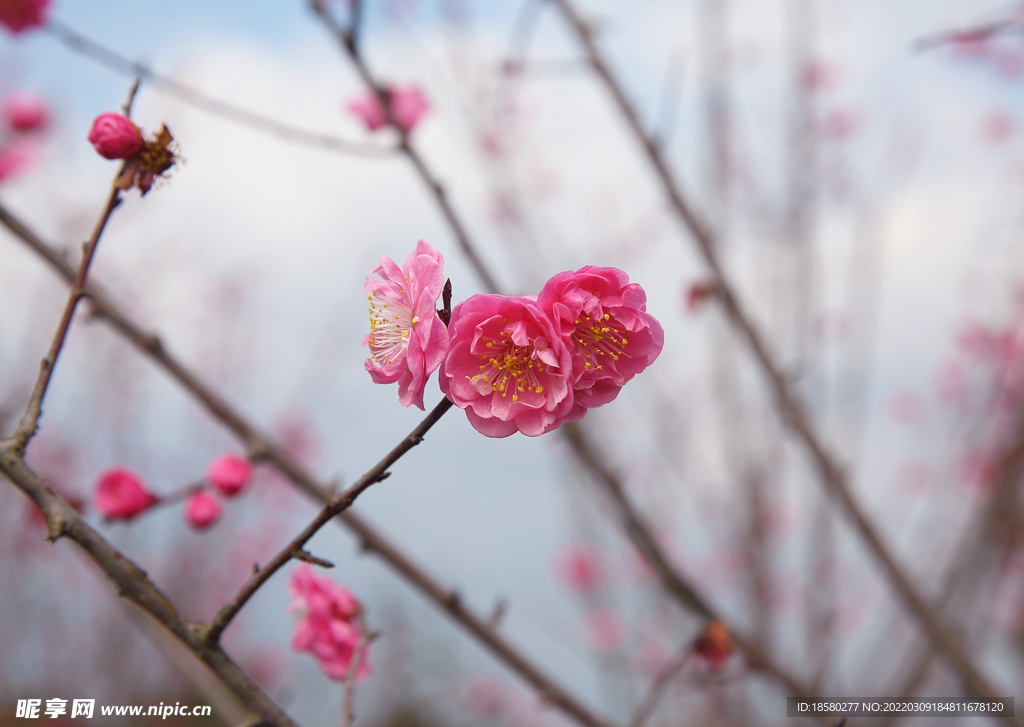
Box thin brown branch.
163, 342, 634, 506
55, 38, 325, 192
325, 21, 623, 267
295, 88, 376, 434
0, 445, 297, 727
0, 203, 618, 727
310, 0, 824, 705
877, 402, 1024, 727
914, 18, 1019, 52
547, 0, 1012, 712
560, 422, 818, 703
207, 397, 453, 644
44, 19, 396, 159
340, 621, 375, 727
309, 0, 502, 295
8, 182, 121, 454
628, 642, 692, 727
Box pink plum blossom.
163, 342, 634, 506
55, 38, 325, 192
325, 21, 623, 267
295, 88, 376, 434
365, 239, 449, 410
555, 544, 604, 594
183, 490, 222, 530
818, 108, 860, 141
347, 85, 430, 134
983, 111, 1015, 143
0, 142, 34, 184
2, 92, 48, 132
206, 453, 252, 497
583, 608, 625, 651
440, 294, 574, 437
801, 59, 841, 93
537, 266, 664, 419
94, 467, 157, 520
462, 675, 508, 717
87, 112, 143, 160
288, 565, 371, 682
0, 0, 49, 34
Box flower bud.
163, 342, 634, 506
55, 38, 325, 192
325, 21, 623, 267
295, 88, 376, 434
184, 490, 223, 530
206, 454, 252, 497
94, 467, 157, 520
88, 112, 142, 160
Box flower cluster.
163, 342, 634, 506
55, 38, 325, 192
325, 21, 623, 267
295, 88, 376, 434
92, 453, 252, 531
287, 565, 371, 682
364, 242, 664, 437
87, 112, 179, 195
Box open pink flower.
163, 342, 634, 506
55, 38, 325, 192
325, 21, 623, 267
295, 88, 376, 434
537, 266, 663, 419
94, 467, 157, 520
183, 490, 222, 530
288, 566, 370, 682
2, 92, 48, 132
365, 239, 449, 410
87, 112, 143, 160
440, 294, 574, 437
347, 85, 430, 134
206, 453, 252, 497
0, 0, 49, 34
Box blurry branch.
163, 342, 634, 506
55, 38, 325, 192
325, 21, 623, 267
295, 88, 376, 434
0, 96, 297, 723
914, 17, 1021, 52
0, 202, 617, 727
560, 423, 817, 703
310, 0, 821, 706
547, 0, 1012, 711
340, 618, 376, 727
628, 640, 692, 727
206, 397, 453, 644
878, 402, 1024, 727
309, 1, 502, 295
0, 454, 297, 727
8, 168, 122, 454
45, 19, 396, 158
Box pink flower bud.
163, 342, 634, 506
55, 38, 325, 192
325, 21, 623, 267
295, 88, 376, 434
94, 467, 157, 520
184, 490, 223, 530
3, 92, 49, 132
205, 454, 252, 497
0, 0, 50, 35
88, 113, 142, 160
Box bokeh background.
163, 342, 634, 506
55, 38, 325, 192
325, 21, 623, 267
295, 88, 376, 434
2, 0, 1024, 725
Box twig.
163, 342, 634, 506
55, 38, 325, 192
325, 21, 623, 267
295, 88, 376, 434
206, 397, 453, 644
0, 205, 618, 727
629, 644, 692, 727
876, 403, 1024, 727
309, 0, 502, 295
914, 18, 1019, 52
315, 2, 821, 707
44, 19, 396, 159
340, 620, 375, 727
8, 178, 122, 454
0, 449, 297, 727
547, 0, 1012, 712
560, 422, 818, 703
